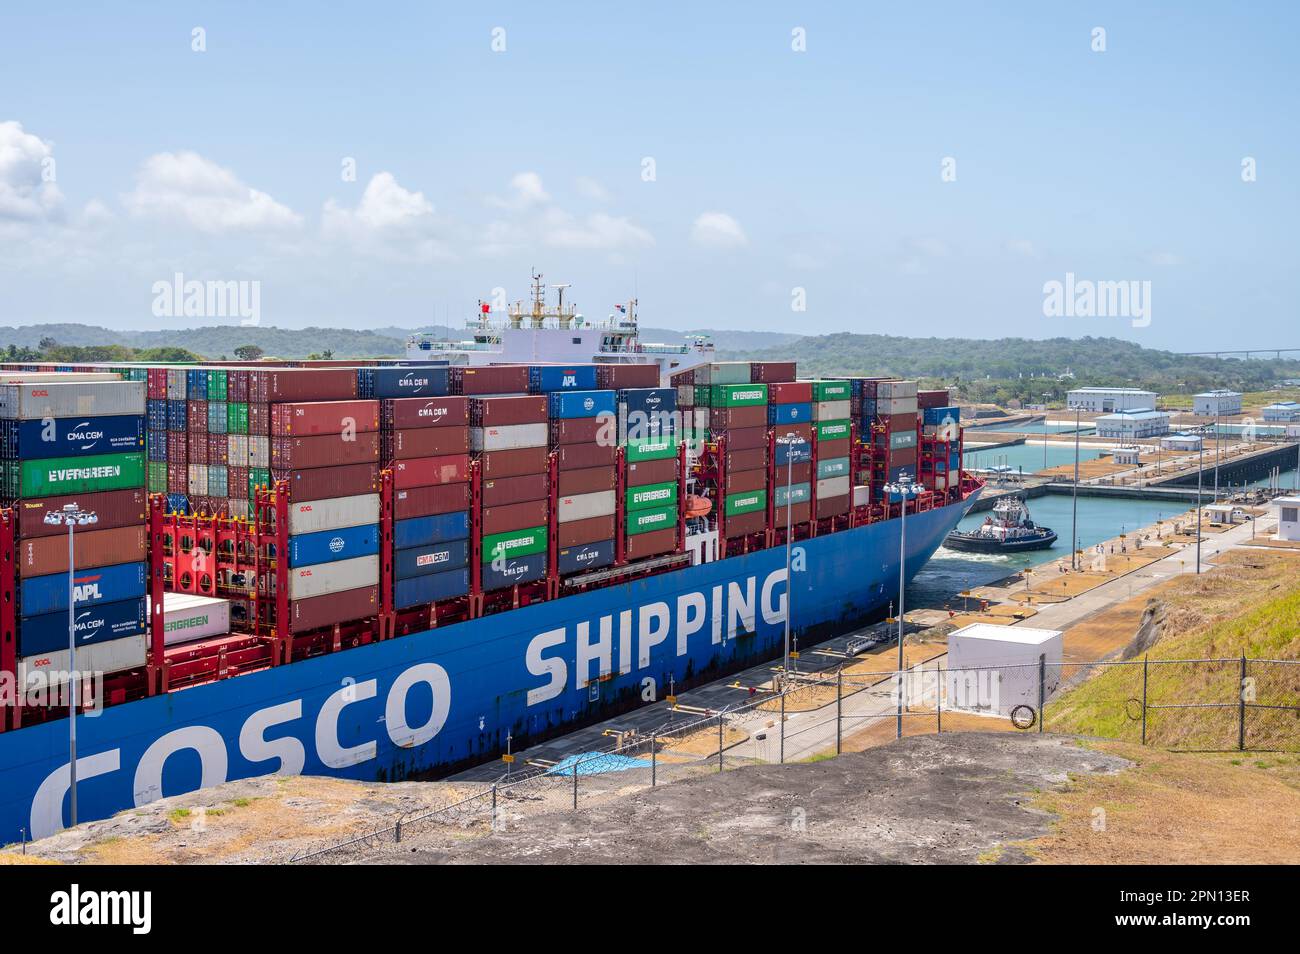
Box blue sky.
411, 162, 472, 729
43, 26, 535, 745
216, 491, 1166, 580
1, 2, 1295, 349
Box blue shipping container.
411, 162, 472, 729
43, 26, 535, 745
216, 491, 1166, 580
167, 400, 187, 431
922, 405, 961, 426
481, 552, 547, 590
287, 523, 380, 568
617, 387, 676, 417
166, 493, 190, 514
557, 539, 615, 575
19, 562, 148, 618
548, 390, 616, 420
394, 540, 470, 580
18, 597, 148, 657
775, 440, 812, 466
393, 512, 470, 550
147, 431, 168, 462
1, 415, 145, 461
768, 402, 812, 426
859, 399, 878, 420
186, 370, 207, 399
359, 367, 451, 399
393, 568, 470, 609
529, 365, 598, 394
147, 400, 168, 431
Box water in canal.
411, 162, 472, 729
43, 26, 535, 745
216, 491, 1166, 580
964, 442, 1108, 474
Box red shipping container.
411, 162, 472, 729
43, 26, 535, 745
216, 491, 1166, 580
273, 463, 379, 501
817, 438, 850, 459
270, 400, 380, 436
20, 525, 148, 578
15, 489, 149, 539
167, 433, 188, 464
626, 457, 678, 487
480, 446, 549, 479
723, 511, 767, 538
452, 366, 529, 396
482, 473, 549, 507
776, 422, 813, 443
392, 454, 471, 489
469, 395, 547, 426
147, 368, 166, 400
383, 427, 470, 460
769, 381, 813, 404
720, 425, 766, 451
289, 585, 378, 634
555, 442, 617, 471
786, 461, 812, 484
249, 368, 358, 403
382, 396, 469, 430
785, 501, 811, 524
394, 482, 470, 520
626, 526, 678, 560
725, 447, 767, 471
816, 494, 850, 520
207, 433, 228, 466
724, 468, 767, 494
270, 432, 380, 469
596, 364, 659, 389
749, 361, 796, 384
917, 389, 949, 410
188, 434, 209, 465
167, 463, 187, 494
248, 402, 270, 435
187, 401, 208, 433
549, 417, 606, 445
559, 515, 615, 548
556, 466, 615, 497
227, 370, 250, 402
707, 405, 767, 430
229, 466, 249, 494
481, 500, 549, 535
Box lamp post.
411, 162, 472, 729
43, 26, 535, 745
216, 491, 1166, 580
1195, 427, 1205, 575
881, 472, 918, 740
42, 503, 98, 829
775, 432, 807, 683
1071, 406, 1081, 569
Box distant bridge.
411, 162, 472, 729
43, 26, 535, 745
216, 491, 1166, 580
1177, 348, 1300, 360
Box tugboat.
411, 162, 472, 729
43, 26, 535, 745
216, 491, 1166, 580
944, 495, 1058, 553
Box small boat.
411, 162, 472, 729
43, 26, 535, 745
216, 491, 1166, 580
944, 495, 1057, 554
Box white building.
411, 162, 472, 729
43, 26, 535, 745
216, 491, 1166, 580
1112, 446, 1143, 465
1193, 390, 1243, 416
1067, 387, 1158, 413
1160, 432, 1203, 452
1203, 503, 1247, 526
1096, 408, 1171, 439
1262, 401, 1300, 422
945, 624, 1064, 717
1273, 495, 1300, 542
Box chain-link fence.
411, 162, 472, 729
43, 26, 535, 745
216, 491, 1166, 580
289, 652, 1300, 863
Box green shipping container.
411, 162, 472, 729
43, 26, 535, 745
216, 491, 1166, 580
248, 467, 270, 501
810, 380, 852, 402
627, 504, 677, 535
2, 451, 145, 498
708, 383, 768, 408
815, 419, 851, 442
626, 480, 677, 511
207, 370, 228, 402
817, 456, 851, 479
774, 481, 811, 507
228, 402, 249, 433
482, 526, 547, 563
625, 435, 679, 462
147, 461, 168, 493
725, 489, 767, 517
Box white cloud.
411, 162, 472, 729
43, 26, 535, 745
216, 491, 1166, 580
1148, 251, 1183, 266
322, 172, 451, 263
575, 176, 611, 202
690, 211, 748, 248
0, 120, 64, 222
548, 212, 653, 250
123, 151, 301, 233
489, 171, 550, 210
481, 172, 653, 254
1005, 238, 1041, 259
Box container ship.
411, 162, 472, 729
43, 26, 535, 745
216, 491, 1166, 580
0, 300, 978, 843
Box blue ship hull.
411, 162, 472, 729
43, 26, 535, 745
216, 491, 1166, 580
0, 492, 977, 842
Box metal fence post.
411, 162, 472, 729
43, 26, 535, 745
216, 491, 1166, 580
394, 818, 402, 844
1141, 656, 1148, 745
651, 735, 657, 787
718, 713, 724, 773
1038, 653, 1046, 734
491, 784, 497, 827
936, 667, 942, 735
835, 670, 843, 755
779, 691, 786, 764
1238, 654, 1247, 752
572, 761, 578, 810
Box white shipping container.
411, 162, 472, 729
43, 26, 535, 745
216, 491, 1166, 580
18, 634, 148, 686
0, 381, 146, 420
248, 435, 269, 468
812, 400, 851, 421
878, 380, 918, 399
945, 624, 1063, 716
187, 463, 209, 496
557, 490, 616, 523
151, 592, 232, 647
701, 362, 751, 385
880, 397, 918, 416
227, 433, 249, 465
286, 493, 381, 534
287, 554, 380, 600
167, 369, 186, 400
0, 372, 121, 384
816, 475, 851, 498
852, 484, 871, 507
470, 422, 549, 452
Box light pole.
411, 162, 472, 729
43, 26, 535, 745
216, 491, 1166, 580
1071, 406, 1081, 569
775, 432, 807, 682
1043, 393, 1051, 472
1195, 427, 1205, 575
882, 472, 917, 740
42, 503, 98, 830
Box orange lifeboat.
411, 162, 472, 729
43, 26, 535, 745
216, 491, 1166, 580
684, 494, 712, 518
